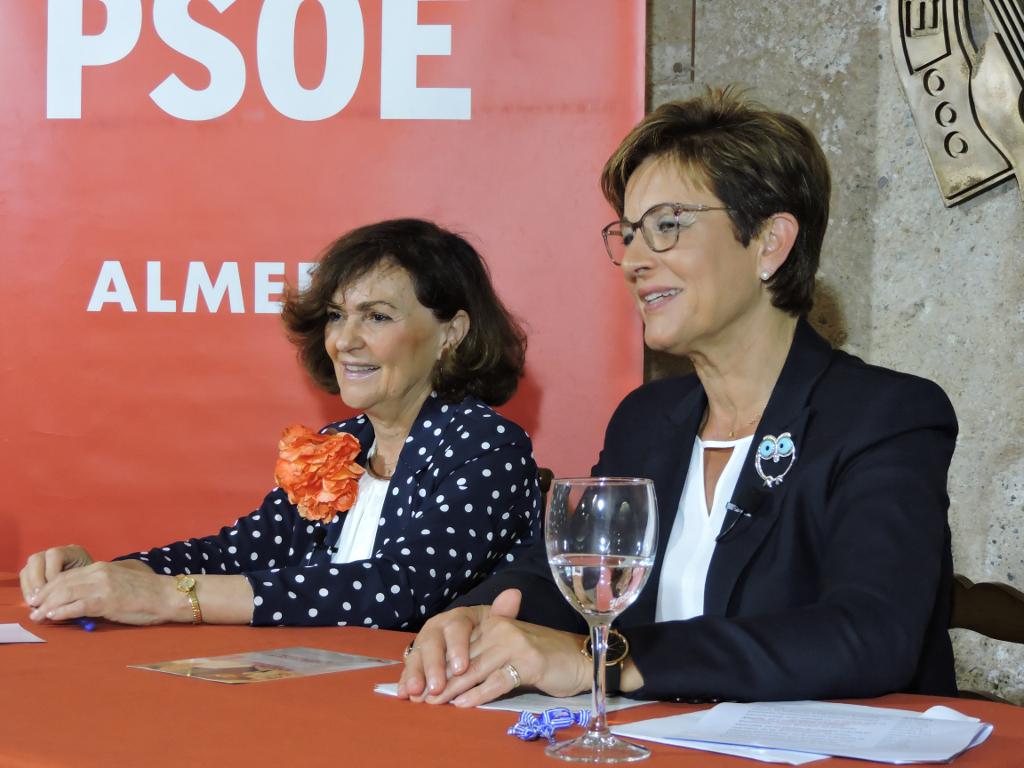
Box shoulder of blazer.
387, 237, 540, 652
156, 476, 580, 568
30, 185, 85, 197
403, 397, 532, 481
415, 396, 533, 460
812, 346, 957, 427
438, 396, 531, 443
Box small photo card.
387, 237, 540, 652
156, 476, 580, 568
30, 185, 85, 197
132, 646, 397, 684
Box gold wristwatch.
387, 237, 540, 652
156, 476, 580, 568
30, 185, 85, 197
581, 628, 629, 694
175, 574, 203, 624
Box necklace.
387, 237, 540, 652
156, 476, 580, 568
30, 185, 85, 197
727, 412, 763, 439
367, 448, 395, 480
700, 405, 766, 440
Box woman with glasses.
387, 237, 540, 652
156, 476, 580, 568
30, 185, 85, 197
397, 88, 958, 705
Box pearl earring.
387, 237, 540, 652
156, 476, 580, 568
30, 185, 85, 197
760, 271, 771, 281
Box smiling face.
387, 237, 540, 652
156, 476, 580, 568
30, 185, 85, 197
619, 156, 773, 358
324, 262, 464, 430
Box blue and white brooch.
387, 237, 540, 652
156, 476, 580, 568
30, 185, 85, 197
755, 432, 796, 488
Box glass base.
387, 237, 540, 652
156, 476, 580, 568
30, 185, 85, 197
545, 731, 650, 763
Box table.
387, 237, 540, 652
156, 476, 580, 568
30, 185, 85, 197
1, 574, 1021, 767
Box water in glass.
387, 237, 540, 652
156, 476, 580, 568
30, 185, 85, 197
545, 477, 658, 763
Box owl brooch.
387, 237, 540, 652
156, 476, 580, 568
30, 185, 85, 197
755, 432, 796, 488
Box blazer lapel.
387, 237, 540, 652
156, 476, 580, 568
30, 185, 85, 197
624, 383, 706, 623
703, 319, 833, 616
306, 416, 375, 565
379, 393, 457, 527
350, 418, 375, 468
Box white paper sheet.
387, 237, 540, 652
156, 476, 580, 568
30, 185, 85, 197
0, 623, 45, 644
373, 682, 653, 713
612, 700, 993, 765
614, 707, 827, 765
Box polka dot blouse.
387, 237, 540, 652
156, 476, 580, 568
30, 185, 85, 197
115, 393, 541, 630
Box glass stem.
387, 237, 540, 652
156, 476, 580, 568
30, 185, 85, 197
587, 618, 612, 737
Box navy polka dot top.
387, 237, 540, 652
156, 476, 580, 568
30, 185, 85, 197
115, 393, 541, 630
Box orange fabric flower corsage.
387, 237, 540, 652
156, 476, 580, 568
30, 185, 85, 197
274, 425, 364, 523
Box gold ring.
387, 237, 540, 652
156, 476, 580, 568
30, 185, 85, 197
403, 642, 417, 660
505, 663, 521, 689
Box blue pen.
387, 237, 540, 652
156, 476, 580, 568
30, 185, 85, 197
75, 617, 96, 632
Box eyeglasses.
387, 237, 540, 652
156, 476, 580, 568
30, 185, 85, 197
601, 202, 733, 265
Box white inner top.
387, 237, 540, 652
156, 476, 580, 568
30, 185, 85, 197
331, 446, 389, 564
655, 434, 753, 622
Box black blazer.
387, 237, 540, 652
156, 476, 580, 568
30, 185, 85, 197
458, 320, 958, 701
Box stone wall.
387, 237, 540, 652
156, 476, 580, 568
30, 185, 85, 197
647, 0, 1024, 701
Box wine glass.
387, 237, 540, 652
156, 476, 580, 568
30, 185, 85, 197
545, 477, 658, 763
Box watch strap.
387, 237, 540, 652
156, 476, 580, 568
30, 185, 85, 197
605, 658, 623, 695
185, 587, 203, 625
176, 575, 203, 624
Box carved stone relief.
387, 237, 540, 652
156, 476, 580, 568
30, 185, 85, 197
890, 0, 1024, 205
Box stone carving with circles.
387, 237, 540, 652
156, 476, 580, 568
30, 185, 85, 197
891, 0, 1024, 206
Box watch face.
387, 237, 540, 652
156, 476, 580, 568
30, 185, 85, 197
177, 575, 196, 592
585, 631, 629, 665
605, 633, 628, 665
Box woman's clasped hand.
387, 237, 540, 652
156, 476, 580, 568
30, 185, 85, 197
22, 550, 201, 625
398, 588, 594, 707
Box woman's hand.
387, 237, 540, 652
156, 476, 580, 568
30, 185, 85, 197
442, 616, 591, 707
397, 589, 522, 699
24, 560, 183, 626
20, 545, 94, 603
398, 588, 592, 707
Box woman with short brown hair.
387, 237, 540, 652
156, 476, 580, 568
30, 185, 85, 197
400, 89, 958, 705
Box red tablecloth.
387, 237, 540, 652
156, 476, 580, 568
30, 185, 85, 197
0, 575, 1020, 767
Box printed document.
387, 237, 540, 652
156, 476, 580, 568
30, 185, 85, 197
612, 700, 993, 764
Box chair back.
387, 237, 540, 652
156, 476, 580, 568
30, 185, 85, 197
950, 574, 1024, 643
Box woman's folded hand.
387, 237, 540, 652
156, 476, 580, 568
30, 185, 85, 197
20, 545, 94, 604
396, 591, 519, 700
23, 559, 179, 626
398, 587, 591, 707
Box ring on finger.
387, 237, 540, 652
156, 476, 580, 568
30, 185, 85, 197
403, 642, 417, 660
505, 663, 521, 689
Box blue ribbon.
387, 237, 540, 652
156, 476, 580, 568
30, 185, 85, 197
507, 708, 591, 742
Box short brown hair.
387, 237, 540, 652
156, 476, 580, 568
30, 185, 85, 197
282, 219, 526, 405
601, 86, 831, 316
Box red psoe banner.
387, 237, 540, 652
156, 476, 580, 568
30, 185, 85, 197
0, 1, 645, 570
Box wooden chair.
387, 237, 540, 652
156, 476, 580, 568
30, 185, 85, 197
950, 574, 1024, 703
950, 574, 1024, 643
